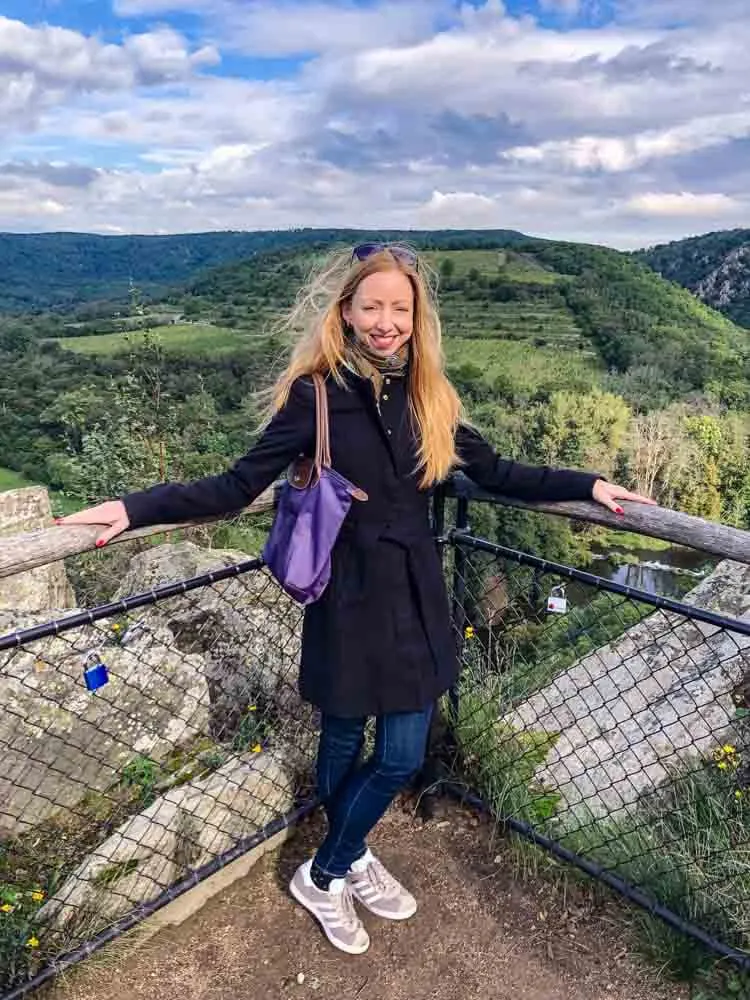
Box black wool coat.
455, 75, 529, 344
122, 370, 601, 718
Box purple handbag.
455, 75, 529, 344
262, 373, 367, 604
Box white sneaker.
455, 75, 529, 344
348, 849, 418, 920
290, 860, 370, 955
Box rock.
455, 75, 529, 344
113, 542, 313, 740
0, 610, 209, 837
0, 539, 317, 840
501, 559, 750, 823
0, 488, 75, 610
37, 748, 295, 931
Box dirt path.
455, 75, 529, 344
45, 798, 689, 1000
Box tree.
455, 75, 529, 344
528, 390, 630, 475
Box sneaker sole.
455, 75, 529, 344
289, 877, 371, 955
350, 886, 418, 921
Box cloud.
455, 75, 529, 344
503, 111, 750, 172
520, 40, 718, 83
0, 16, 218, 130
1, 0, 749, 246
0, 161, 100, 187
116, 0, 444, 56
625, 191, 739, 217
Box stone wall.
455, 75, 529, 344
0, 487, 75, 610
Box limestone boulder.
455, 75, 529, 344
0, 610, 209, 837
37, 748, 296, 931
0, 488, 75, 610
113, 542, 310, 739
501, 559, 750, 824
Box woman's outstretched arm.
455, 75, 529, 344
455, 423, 654, 512
56, 378, 316, 546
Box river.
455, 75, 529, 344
585, 542, 718, 600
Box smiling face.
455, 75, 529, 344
342, 267, 414, 356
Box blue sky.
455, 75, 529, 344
1, 0, 748, 246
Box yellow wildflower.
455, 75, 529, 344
464, 625, 475, 640
251, 744, 262, 753
31, 891, 45, 902
26, 936, 40, 948
722, 744, 737, 755
717, 761, 728, 771
1, 903, 14, 913
247, 705, 257, 712
736, 790, 744, 800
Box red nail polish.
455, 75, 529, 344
615, 507, 624, 515
96, 539, 106, 548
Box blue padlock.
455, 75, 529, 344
83, 655, 109, 691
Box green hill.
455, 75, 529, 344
117, 238, 744, 407
637, 228, 750, 328
3, 233, 750, 542
0, 229, 526, 314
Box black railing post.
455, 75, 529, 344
449, 494, 470, 720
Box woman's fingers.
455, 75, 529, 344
614, 488, 658, 505
95, 518, 130, 548
53, 500, 130, 547
592, 480, 657, 515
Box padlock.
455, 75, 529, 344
83, 653, 109, 691
546, 584, 568, 614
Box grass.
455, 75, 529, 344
445, 336, 601, 399
57, 323, 256, 357
0, 467, 34, 490
450, 602, 750, 992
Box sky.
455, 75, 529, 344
1, 0, 749, 248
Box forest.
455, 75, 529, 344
1, 232, 749, 569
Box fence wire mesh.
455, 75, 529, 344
444, 529, 750, 966
4, 500, 750, 993
0, 557, 317, 994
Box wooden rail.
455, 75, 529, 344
1, 474, 750, 582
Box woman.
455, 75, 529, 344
58, 243, 654, 956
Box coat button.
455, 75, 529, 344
382, 394, 389, 401
387, 428, 392, 435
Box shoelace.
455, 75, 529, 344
334, 884, 360, 930
366, 859, 397, 896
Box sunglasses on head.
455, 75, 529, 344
351, 242, 419, 270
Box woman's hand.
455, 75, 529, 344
54, 500, 130, 548
591, 478, 656, 516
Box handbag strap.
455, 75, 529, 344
312, 372, 331, 470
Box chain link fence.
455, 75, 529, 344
0, 555, 319, 997
3, 491, 750, 994
443, 525, 750, 973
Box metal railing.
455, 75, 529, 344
1, 475, 750, 994
0, 557, 319, 997
438, 477, 750, 975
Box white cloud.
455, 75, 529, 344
504, 111, 750, 172
0, 16, 218, 130
116, 0, 444, 55
1, 0, 749, 246
625, 191, 739, 217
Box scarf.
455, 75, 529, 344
343, 338, 410, 401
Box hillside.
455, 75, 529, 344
637, 228, 750, 328
3, 234, 750, 551
156, 239, 748, 406
0, 229, 526, 314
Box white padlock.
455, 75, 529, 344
546, 584, 568, 614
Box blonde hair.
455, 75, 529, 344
270, 245, 464, 488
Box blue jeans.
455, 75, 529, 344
313, 705, 434, 878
